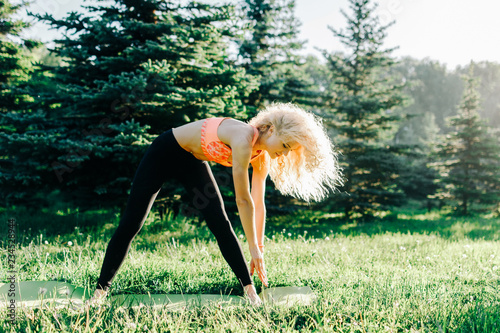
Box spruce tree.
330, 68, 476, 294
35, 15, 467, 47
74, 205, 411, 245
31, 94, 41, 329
0, 0, 41, 206
235, 0, 322, 213
322, 0, 408, 218
435, 65, 500, 215
237, 0, 318, 113
0, 0, 41, 110
1, 0, 258, 209
1, 0, 27, 98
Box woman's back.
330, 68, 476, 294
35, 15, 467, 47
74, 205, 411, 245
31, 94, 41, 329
172, 118, 259, 164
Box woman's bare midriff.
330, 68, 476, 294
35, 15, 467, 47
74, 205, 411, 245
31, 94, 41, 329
172, 119, 208, 161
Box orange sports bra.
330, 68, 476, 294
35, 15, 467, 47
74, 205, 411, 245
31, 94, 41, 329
201, 117, 262, 167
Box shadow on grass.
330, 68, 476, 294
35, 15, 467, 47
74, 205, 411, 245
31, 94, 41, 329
0, 204, 213, 247
2, 205, 499, 246
265, 210, 500, 241
0, 205, 120, 245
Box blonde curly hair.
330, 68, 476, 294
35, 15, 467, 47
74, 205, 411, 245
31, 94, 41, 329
249, 103, 342, 202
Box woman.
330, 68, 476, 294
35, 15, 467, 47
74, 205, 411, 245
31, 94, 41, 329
90, 103, 341, 305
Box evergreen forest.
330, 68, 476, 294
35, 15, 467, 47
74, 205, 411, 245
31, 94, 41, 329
2, 0, 500, 219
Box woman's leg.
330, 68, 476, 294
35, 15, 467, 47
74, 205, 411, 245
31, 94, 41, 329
95, 129, 252, 291
179, 161, 253, 287
95, 133, 171, 291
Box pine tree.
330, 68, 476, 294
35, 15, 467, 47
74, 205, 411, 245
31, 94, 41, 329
235, 0, 323, 213
0, 0, 41, 206
237, 0, 318, 113
1, 0, 259, 209
0, 0, 40, 109
322, 0, 408, 218
1, 0, 26, 98
435, 64, 500, 215
396, 152, 440, 210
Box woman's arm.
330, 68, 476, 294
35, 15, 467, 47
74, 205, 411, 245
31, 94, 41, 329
249, 154, 269, 279
232, 166, 258, 248
229, 126, 268, 286
251, 153, 269, 249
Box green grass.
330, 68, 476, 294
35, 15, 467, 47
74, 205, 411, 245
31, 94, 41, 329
1, 206, 499, 332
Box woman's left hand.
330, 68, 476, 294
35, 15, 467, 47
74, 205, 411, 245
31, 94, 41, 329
249, 245, 268, 287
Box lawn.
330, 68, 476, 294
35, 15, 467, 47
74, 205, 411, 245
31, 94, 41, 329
1, 206, 499, 332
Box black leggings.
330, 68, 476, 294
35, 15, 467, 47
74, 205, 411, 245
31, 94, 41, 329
96, 129, 252, 291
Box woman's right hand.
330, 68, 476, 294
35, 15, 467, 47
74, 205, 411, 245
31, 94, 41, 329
249, 245, 268, 287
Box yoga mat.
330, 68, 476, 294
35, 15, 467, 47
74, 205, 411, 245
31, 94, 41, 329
0, 281, 316, 309
0, 281, 88, 309
261, 286, 317, 306
109, 293, 245, 310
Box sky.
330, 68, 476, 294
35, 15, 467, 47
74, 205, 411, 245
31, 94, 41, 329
18, 0, 500, 70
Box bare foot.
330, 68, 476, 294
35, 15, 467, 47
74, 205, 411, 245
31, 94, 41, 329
243, 284, 262, 306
